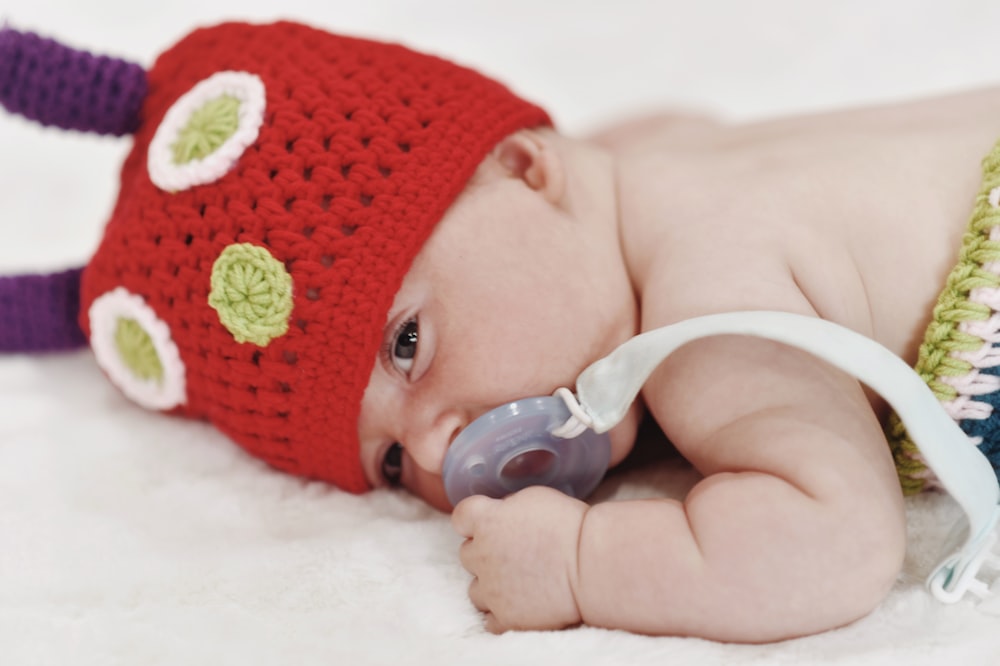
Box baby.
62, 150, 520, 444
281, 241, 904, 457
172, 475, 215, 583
371, 97, 1000, 640
3, 21, 1000, 643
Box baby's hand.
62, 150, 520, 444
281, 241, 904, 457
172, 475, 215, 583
451, 486, 588, 633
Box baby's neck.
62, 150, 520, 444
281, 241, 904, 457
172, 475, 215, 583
551, 132, 630, 275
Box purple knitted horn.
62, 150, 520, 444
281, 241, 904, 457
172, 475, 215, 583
0, 26, 146, 135
0, 269, 87, 352
0, 26, 143, 352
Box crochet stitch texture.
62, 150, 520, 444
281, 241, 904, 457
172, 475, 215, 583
75, 21, 550, 491
887, 138, 1000, 494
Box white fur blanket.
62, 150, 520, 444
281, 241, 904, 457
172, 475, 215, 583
3, 1, 1000, 663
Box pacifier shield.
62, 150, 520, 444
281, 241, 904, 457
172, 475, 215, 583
442, 396, 610, 506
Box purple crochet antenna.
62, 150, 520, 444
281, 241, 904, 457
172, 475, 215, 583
0, 25, 146, 135
0, 269, 87, 351
0, 26, 147, 352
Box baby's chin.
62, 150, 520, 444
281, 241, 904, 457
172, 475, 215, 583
409, 476, 454, 513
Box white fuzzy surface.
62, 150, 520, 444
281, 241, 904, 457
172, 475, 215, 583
3, 1, 1000, 664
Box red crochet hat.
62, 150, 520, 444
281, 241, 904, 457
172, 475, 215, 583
18, 21, 549, 492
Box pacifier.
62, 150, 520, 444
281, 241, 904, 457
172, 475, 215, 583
442, 395, 610, 507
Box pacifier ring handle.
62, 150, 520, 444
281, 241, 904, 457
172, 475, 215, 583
550, 387, 592, 439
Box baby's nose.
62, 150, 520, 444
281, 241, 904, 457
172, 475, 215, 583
405, 410, 466, 475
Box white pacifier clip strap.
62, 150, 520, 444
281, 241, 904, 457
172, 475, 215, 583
554, 310, 1000, 603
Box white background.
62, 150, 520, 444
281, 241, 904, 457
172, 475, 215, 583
2, 1, 1000, 664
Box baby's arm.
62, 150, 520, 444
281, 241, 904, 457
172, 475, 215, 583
453, 332, 907, 641
576, 334, 907, 641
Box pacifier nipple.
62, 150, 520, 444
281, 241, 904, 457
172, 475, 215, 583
441, 396, 610, 506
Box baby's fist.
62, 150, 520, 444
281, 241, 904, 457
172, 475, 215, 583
451, 486, 589, 633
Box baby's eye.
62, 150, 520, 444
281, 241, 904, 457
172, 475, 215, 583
382, 442, 404, 486
391, 319, 419, 375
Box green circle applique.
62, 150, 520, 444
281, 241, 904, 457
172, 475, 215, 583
171, 95, 241, 165
209, 243, 294, 347
114, 317, 164, 382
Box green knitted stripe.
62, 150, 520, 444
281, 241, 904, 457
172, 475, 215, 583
888, 138, 1000, 494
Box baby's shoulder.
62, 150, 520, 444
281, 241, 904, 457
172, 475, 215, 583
587, 111, 723, 155
616, 88, 1000, 355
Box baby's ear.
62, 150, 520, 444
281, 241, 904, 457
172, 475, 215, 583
493, 129, 565, 205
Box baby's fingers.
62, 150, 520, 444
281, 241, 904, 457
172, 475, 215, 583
450, 494, 498, 537
468, 580, 508, 634
466, 576, 489, 612
457, 532, 482, 574
483, 611, 507, 635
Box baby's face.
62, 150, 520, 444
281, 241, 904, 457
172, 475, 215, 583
357, 167, 639, 511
